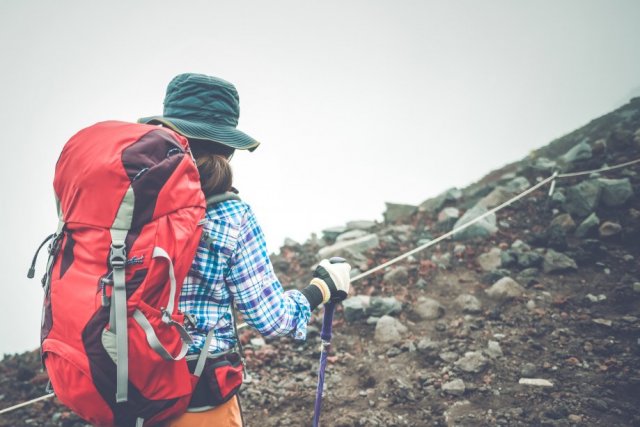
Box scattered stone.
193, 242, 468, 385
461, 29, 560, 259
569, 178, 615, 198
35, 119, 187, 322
485, 277, 525, 300
382, 266, 409, 286
453, 294, 482, 314
318, 233, 380, 258
568, 414, 583, 423
516, 251, 543, 269
453, 206, 498, 240
518, 378, 554, 387
504, 176, 530, 193
599, 221, 622, 238
416, 338, 441, 354
455, 351, 490, 373
585, 294, 606, 303
437, 207, 460, 223
543, 249, 578, 273
439, 351, 459, 363
418, 188, 461, 214
511, 239, 531, 252
551, 190, 566, 206
561, 140, 592, 164
592, 318, 612, 327
476, 187, 513, 209
384, 202, 417, 223
342, 295, 371, 323
517, 268, 541, 287
345, 220, 376, 231
575, 212, 599, 238
321, 225, 347, 241
485, 341, 503, 359
414, 297, 445, 320
564, 180, 601, 218
442, 379, 466, 396
481, 268, 511, 285
500, 250, 518, 267
476, 247, 502, 272
549, 213, 576, 234
598, 178, 634, 207
633, 282, 640, 293
336, 229, 368, 242
374, 315, 408, 344
368, 296, 402, 317
520, 363, 537, 377
531, 157, 557, 172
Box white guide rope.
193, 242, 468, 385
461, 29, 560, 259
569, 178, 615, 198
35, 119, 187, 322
1, 157, 638, 417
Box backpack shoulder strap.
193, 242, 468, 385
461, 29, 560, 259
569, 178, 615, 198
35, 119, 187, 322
205, 192, 241, 209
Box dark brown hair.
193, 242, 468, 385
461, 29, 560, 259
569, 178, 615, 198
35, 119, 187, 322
189, 140, 233, 197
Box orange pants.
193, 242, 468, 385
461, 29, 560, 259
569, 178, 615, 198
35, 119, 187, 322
161, 396, 243, 427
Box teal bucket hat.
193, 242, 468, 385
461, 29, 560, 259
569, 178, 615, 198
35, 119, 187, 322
139, 73, 260, 151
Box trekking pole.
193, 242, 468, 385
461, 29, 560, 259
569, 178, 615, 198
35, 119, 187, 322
312, 300, 336, 427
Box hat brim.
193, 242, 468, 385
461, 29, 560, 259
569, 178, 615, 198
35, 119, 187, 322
138, 116, 260, 152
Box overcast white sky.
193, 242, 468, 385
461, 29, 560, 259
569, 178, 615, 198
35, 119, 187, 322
1, 0, 639, 355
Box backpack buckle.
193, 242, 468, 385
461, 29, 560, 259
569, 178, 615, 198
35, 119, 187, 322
109, 244, 127, 269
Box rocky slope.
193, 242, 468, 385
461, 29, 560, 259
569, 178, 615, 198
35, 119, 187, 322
1, 98, 640, 426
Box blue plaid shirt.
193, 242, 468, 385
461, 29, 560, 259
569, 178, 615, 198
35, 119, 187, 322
179, 199, 311, 354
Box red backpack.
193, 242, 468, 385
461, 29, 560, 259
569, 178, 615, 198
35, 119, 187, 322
38, 121, 206, 426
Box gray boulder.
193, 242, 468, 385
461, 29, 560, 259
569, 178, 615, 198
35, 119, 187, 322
368, 296, 402, 317
516, 251, 543, 268
575, 213, 600, 238
418, 188, 462, 214
504, 176, 531, 193
345, 220, 376, 231
561, 140, 592, 164
335, 229, 368, 242
374, 315, 408, 344
318, 233, 379, 258
442, 379, 466, 396
453, 205, 498, 240
454, 294, 482, 314
564, 180, 601, 218
599, 221, 622, 238
476, 187, 512, 209
437, 207, 460, 223
485, 277, 525, 300
531, 157, 557, 173
476, 247, 502, 272
384, 202, 417, 223
598, 178, 634, 207
383, 266, 409, 286
342, 296, 371, 323
321, 225, 347, 241
542, 249, 578, 273
455, 351, 490, 373
414, 297, 445, 320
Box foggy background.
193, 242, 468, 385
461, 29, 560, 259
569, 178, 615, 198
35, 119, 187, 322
1, 0, 639, 355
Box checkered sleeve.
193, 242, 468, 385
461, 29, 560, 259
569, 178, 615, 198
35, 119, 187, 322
226, 204, 311, 340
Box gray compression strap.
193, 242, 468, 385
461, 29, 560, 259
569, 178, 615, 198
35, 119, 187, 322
193, 328, 217, 378
110, 185, 135, 403
152, 247, 177, 317
133, 310, 190, 361
110, 229, 128, 403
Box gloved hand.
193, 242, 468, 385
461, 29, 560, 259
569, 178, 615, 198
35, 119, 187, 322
301, 257, 351, 310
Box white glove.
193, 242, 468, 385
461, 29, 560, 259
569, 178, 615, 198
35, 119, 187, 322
310, 257, 351, 303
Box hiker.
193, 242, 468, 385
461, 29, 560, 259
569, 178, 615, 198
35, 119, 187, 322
138, 73, 352, 426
